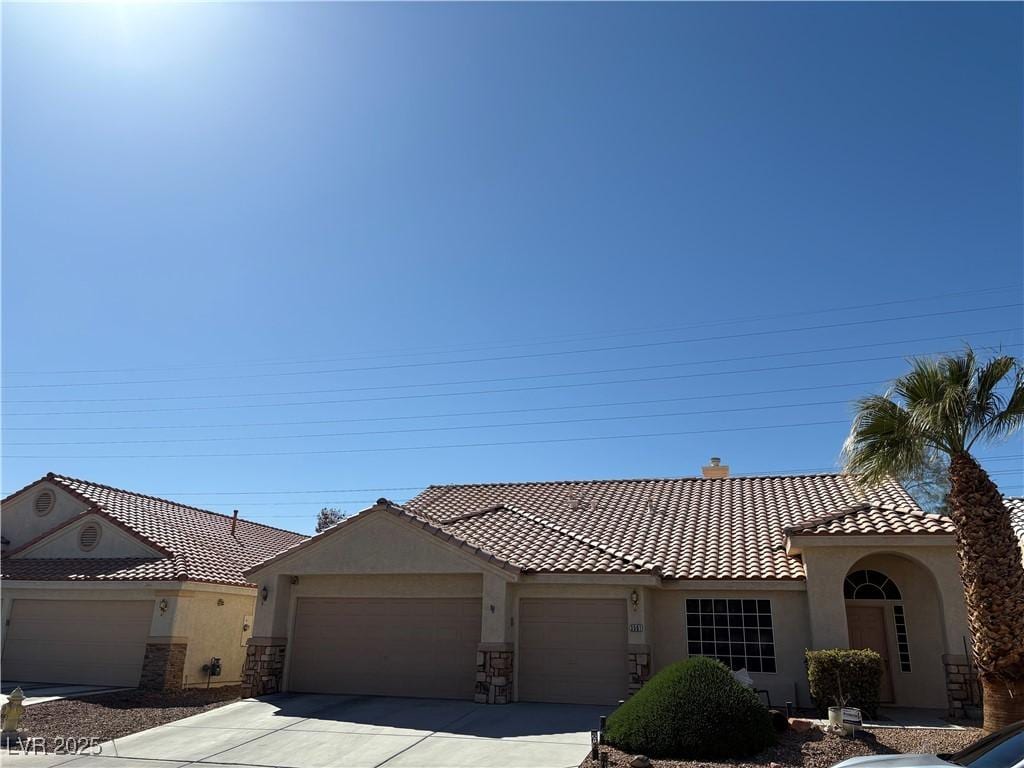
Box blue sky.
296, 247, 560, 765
3, 2, 1022, 533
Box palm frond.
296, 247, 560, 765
842, 394, 932, 484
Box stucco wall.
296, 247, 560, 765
14, 515, 162, 559
181, 591, 255, 688
2, 482, 89, 552
651, 586, 811, 708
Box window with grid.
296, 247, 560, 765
685, 598, 776, 673
892, 605, 912, 672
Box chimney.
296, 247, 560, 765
701, 456, 730, 479
231, 509, 239, 536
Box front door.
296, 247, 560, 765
846, 605, 894, 702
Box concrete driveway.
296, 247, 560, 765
4, 693, 611, 768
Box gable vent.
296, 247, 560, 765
78, 523, 101, 552
34, 489, 55, 516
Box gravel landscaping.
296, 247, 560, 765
17, 686, 243, 749
581, 725, 983, 768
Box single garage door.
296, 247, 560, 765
289, 597, 480, 699
3, 599, 152, 687
518, 598, 628, 705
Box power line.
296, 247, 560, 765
6, 342, 1020, 418
6, 327, 1016, 406
2, 379, 894, 432
4, 285, 1015, 377
4, 397, 858, 446
0, 419, 907, 459
3, 303, 1019, 390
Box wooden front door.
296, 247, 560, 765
846, 605, 894, 702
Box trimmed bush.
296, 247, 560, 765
806, 648, 883, 718
604, 657, 775, 759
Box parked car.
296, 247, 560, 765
833, 722, 1024, 768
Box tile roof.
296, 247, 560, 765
2, 474, 307, 587
784, 503, 955, 537
400, 473, 932, 580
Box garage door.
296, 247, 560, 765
3, 599, 152, 686
518, 598, 628, 705
289, 597, 480, 699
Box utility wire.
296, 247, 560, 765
2, 379, 893, 431
4, 285, 1015, 377
6, 343, 1021, 417
5, 327, 1016, 406
0, 419, 906, 458
4, 303, 1019, 390
4, 397, 858, 446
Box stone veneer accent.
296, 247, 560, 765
140, 642, 187, 690
943, 653, 981, 718
627, 646, 651, 696
242, 640, 287, 697
475, 644, 514, 704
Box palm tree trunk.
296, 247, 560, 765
948, 452, 1024, 732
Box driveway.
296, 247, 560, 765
3, 693, 611, 768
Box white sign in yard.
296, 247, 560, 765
841, 707, 863, 726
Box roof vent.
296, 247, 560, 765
78, 523, 101, 552
34, 489, 56, 516
701, 457, 730, 479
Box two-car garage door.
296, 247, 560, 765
3, 599, 152, 687
288, 597, 480, 699
286, 595, 628, 705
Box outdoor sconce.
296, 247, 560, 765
290, 575, 299, 585
158, 599, 169, 614
630, 590, 640, 610
261, 586, 269, 603
217, 598, 225, 606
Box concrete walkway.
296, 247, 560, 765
0, 682, 127, 708
809, 706, 980, 730
1, 693, 610, 768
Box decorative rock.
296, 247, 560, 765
629, 756, 651, 768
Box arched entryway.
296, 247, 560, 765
844, 554, 949, 708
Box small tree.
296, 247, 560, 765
316, 507, 345, 533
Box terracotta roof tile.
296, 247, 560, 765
2, 474, 307, 587
403, 474, 928, 580
784, 503, 955, 536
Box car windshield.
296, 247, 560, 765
945, 722, 1024, 768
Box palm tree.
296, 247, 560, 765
843, 347, 1024, 731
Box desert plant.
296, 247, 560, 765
604, 657, 775, 758
806, 648, 883, 718
844, 347, 1024, 731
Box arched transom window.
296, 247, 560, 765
843, 569, 902, 600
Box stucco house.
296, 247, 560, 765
1, 473, 306, 690
243, 461, 1020, 717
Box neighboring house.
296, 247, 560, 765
242, 460, 1006, 717
1, 473, 306, 690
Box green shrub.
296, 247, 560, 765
604, 657, 775, 759
805, 648, 883, 718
